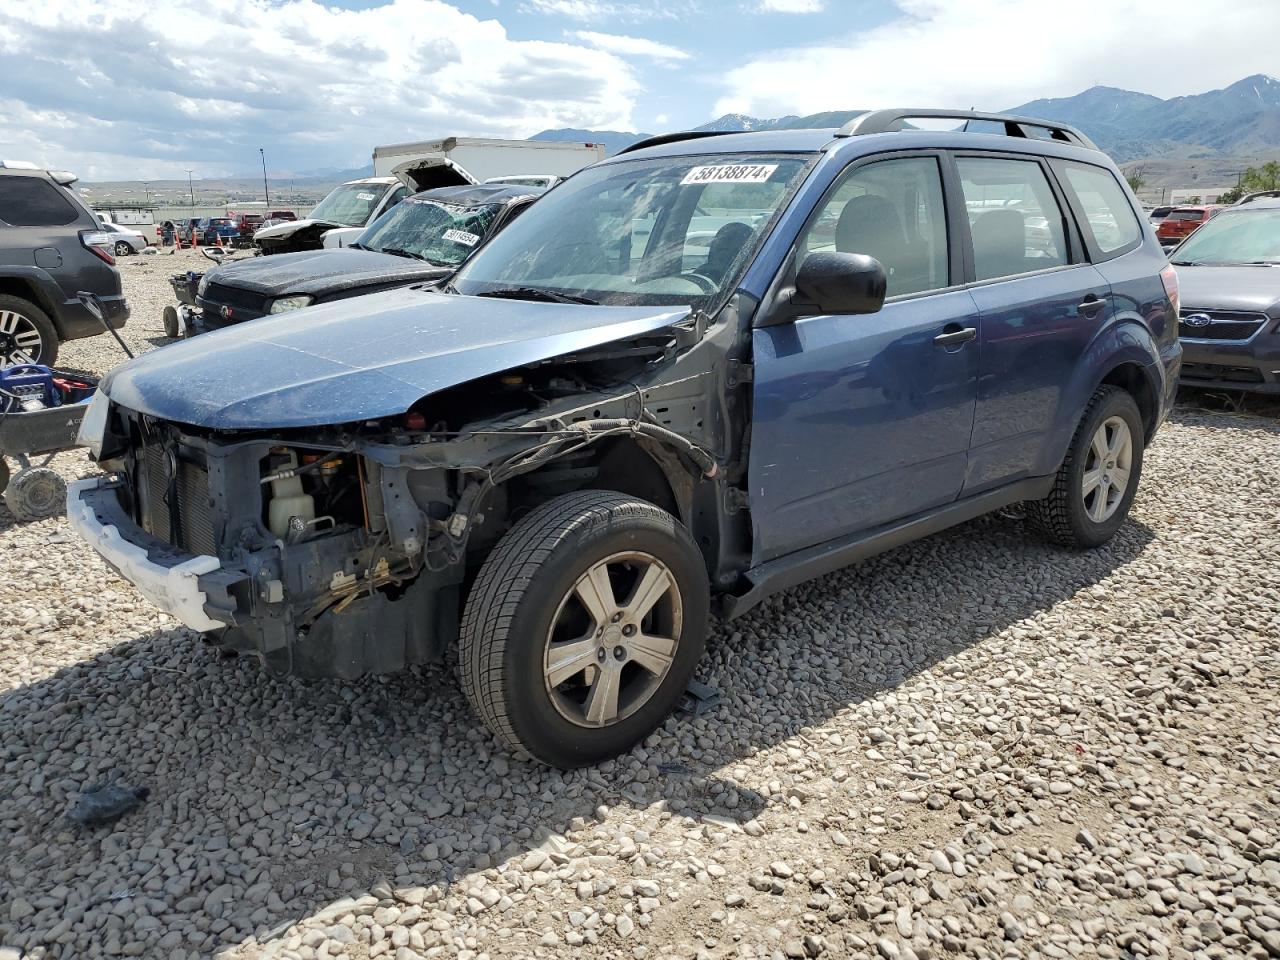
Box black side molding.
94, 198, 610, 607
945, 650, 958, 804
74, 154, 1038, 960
717, 476, 1055, 620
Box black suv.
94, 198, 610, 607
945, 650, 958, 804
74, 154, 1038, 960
0, 164, 129, 365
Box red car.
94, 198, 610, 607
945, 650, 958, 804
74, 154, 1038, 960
233, 213, 264, 237
1156, 205, 1224, 247
266, 210, 297, 222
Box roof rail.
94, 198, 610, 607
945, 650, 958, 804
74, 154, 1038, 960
615, 130, 737, 155
1236, 189, 1280, 205
834, 109, 1098, 150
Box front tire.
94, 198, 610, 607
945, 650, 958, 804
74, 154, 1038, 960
0, 294, 58, 366
1027, 385, 1144, 548
458, 491, 709, 768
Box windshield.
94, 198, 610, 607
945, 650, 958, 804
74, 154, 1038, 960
358, 196, 502, 266
308, 182, 389, 227
453, 154, 812, 308
1173, 208, 1280, 264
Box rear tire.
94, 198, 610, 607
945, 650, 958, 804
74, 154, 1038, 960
458, 490, 709, 768
1027, 385, 1144, 548
114, 241, 132, 257
0, 294, 58, 366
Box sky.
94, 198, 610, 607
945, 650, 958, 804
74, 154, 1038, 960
1, 0, 1280, 181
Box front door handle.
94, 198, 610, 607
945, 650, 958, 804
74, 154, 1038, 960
934, 324, 977, 347
1077, 294, 1108, 316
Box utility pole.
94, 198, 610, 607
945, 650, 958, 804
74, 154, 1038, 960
185, 169, 195, 211
260, 148, 270, 208
142, 181, 150, 209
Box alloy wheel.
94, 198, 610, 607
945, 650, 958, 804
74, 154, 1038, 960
543, 550, 683, 728
1082, 415, 1133, 523
0, 310, 44, 364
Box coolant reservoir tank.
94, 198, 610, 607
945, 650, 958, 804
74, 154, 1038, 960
267, 452, 315, 538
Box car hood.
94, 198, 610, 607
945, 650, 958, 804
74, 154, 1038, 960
1176, 264, 1280, 315
254, 217, 342, 241
205, 248, 449, 297
102, 289, 690, 430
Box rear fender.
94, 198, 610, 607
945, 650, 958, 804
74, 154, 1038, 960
1037, 319, 1162, 475
0, 268, 69, 337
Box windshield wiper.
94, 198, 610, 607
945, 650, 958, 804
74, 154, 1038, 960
475, 286, 600, 305
1169, 259, 1201, 266
1242, 260, 1280, 266
379, 247, 426, 260
346, 241, 369, 251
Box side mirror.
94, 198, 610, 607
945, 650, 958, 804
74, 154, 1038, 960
795, 252, 887, 315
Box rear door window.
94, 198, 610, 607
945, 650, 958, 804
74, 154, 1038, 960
1058, 161, 1143, 255
0, 175, 80, 227
956, 157, 1070, 281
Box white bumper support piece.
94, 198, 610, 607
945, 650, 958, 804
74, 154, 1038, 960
67, 477, 226, 632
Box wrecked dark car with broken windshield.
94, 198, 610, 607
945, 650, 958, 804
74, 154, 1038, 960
188, 184, 543, 334
68, 113, 1177, 768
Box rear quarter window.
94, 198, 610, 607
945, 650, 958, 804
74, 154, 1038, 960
1059, 162, 1142, 255
0, 175, 81, 227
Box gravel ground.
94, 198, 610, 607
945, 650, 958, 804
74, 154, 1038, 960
2, 255, 1279, 960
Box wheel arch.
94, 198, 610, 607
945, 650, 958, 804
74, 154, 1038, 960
0, 274, 63, 337
501, 434, 688, 527
1098, 360, 1159, 440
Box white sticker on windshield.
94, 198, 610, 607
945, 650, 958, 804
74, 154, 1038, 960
443, 228, 480, 247
681, 164, 778, 186
356, 192, 376, 201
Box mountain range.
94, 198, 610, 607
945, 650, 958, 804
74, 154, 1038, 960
533, 75, 1280, 167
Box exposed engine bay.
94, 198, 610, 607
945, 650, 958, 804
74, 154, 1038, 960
83, 308, 752, 679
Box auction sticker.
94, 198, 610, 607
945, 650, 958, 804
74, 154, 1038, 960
357, 192, 376, 201
681, 164, 778, 186
443, 229, 480, 246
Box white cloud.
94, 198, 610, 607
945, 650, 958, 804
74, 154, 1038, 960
520, 0, 688, 19
573, 30, 690, 61
716, 0, 1280, 119
756, 0, 824, 12
0, 0, 638, 179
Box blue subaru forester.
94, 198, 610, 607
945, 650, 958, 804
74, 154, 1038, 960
71, 109, 1181, 767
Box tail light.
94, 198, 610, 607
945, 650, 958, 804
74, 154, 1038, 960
1160, 263, 1179, 317
79, 230, 116, 266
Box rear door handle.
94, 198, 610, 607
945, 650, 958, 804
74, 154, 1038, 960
1078, 294, 1108, 316
934, 324, 977, 347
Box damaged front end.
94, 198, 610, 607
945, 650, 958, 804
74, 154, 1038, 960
70, 303, 750, 680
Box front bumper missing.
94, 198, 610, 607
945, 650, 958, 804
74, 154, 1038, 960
67, 477, 238, 632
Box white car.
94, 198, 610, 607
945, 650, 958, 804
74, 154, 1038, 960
98, 219, 149, 256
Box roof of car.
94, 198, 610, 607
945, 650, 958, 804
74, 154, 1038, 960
1226, 197, 1280, 210
611, 129, 836, 161
609, 125, 1106, 167
408, 183, 547, 205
